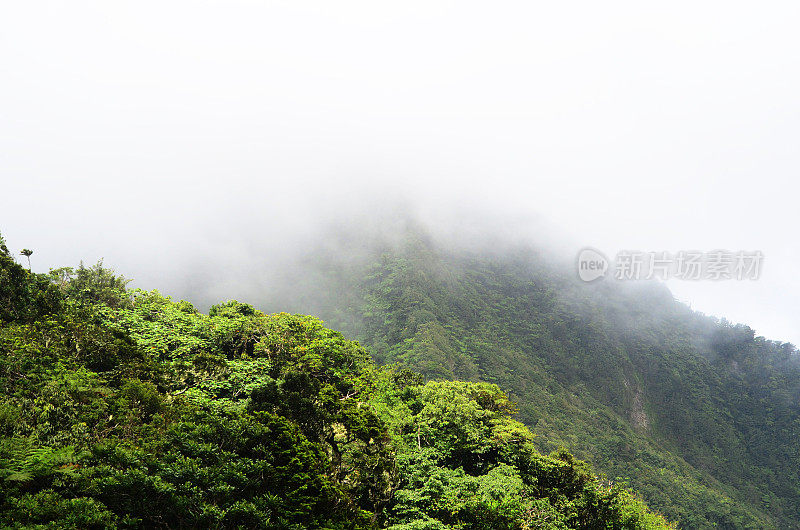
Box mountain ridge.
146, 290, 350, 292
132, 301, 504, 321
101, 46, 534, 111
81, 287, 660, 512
263, 223, 799, 528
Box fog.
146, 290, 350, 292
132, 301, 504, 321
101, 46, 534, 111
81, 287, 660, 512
2, 1, 799, 344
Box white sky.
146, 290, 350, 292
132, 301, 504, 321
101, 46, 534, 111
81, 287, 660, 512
1, 1, 799, 344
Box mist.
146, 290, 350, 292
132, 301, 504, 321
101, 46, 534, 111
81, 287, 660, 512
2, 1, 799, 344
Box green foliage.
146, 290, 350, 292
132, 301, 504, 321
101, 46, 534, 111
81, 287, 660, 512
379, 380, 667, 529
0, 243, 669, 528
57, 261, 132, 309
0, 439, 87, 483
0, 239, 61, 323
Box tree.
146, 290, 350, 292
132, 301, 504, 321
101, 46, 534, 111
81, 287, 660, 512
20, 249, 33, 270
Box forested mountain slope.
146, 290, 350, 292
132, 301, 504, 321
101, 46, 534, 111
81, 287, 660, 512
0, 232, 669, 529
269, 224, 800, 529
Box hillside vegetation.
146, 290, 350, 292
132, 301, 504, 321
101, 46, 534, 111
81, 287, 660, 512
0, 232, 670, 529
272, 225, 800, 529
